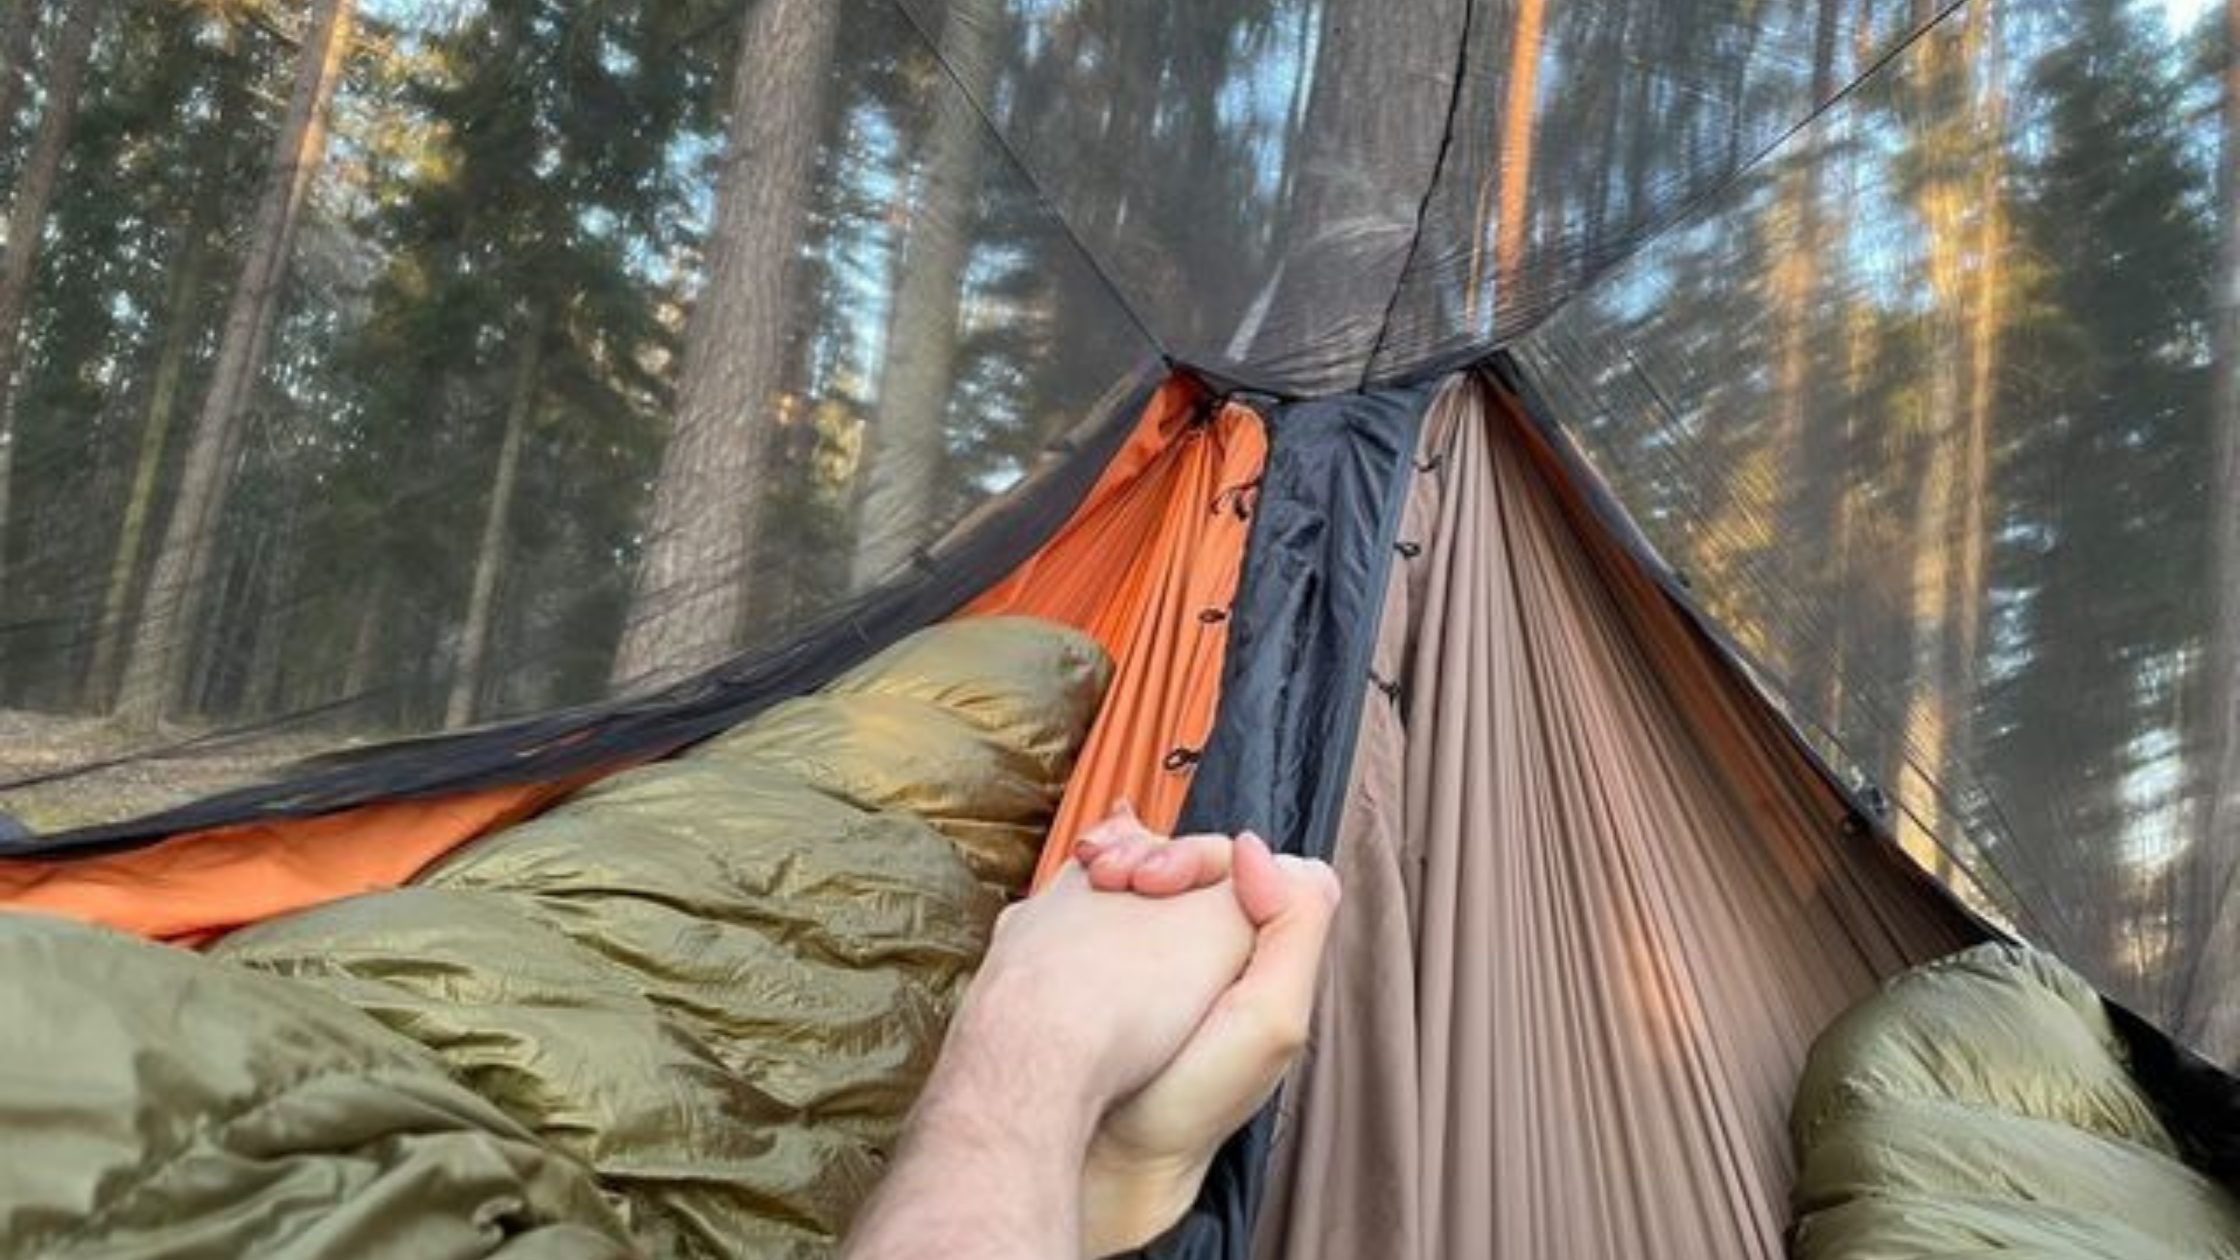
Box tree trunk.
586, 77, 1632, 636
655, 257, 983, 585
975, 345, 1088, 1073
84, 235, 213, 708
0, 0, 99, 575
848, 0, 997, 591
1229, 0, 1450, 372
340, 568, 386, 708
1949, 0, 2006, 821
1892, 0, 1972, 876
608, 0, 841, 690
1692, 0, 1848, 683
0, 0, 41, 149
2185, 0, 2240, 1059
240, 476, 306, 718
1464, 0, 1547, 329
446, 323, 542, 729
115, 0, 357, 730
84, 81, 243, 709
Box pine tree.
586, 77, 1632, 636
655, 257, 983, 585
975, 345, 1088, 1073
0, 0, 102, 571
116, 0, 359, 729
609, 0, 842, 689
848, 0, 997, 590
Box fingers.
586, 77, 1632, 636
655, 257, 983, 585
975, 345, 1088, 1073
1085, 832, 1235, 895
1228, 832, 1290, 925
1209, 845, 1340, 1071
1072, 799, 1147, 864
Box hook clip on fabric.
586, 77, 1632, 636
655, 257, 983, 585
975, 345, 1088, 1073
1197, 607, 1229, 626
1210, 477, 1261, 520
1368, 670, 1403, 704
1161, 747, 1203, 772
1395, 540, 1423, 559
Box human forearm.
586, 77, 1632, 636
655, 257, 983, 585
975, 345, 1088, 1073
840, 982, 1104, 1260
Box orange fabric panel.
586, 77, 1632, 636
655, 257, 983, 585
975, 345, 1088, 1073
962, 376, 1267, 890
0, 374, 1252, 943
0, 780, 573, 944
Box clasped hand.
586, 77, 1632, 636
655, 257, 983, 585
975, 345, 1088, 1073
841, 803, 1341, 1260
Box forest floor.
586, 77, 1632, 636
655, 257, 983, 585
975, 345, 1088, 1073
0, 710, 331, 833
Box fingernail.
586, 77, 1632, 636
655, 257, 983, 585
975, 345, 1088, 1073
1141, 848, 1174, 873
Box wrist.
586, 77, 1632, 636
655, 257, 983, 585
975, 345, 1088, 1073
1080, 1137, 1209, 1257
949, 968, 1125, 1128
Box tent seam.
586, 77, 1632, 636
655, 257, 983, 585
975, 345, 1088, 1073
1358, 0, 1478, 391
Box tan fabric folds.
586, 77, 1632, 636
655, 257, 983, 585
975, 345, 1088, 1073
1253, 373, 1978, 1260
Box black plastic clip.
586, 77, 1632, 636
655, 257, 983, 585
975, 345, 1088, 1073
1210, 477, 1261, 520
1161, 747, 1203, 772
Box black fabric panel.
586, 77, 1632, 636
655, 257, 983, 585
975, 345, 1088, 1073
1138, 381, 1432, 1260
2109, 1000, 2240, 1192
1173, 383, 1431, 857
4, 362, 1168, 860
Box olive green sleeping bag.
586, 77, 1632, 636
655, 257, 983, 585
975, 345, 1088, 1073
1792, 942, 2240, 1259
0, 617, 1111, 1260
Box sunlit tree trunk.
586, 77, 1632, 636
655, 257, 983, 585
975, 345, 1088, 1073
1949, 0, 2007, 816
1464, 0, 1547, 330
1892, 0, 1982, 877
116, 0, 356, 730
849, 0, 996, 590
609, 0, 841, 690
446, 322, 542, 729
1692, 0, 1849, 679
0, 0, 100, 576
2185, 0, 2240, 1059
1823, 0, 1894, 732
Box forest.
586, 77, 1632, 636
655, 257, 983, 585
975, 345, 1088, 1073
0, 0, 2235, 1040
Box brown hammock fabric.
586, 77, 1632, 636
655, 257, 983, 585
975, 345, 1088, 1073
1252, 374, 1980, 1260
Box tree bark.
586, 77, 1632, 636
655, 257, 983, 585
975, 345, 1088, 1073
608, 0, 841, 690
848, 0, 996, 591
0, 0, 99, 575
116, 0, 357, 729
446, 322, 542, 729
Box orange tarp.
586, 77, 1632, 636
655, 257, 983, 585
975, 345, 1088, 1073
962, 376, 1267, 890
0, 779, 575, 945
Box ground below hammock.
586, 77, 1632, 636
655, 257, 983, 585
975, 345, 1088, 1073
0, 710, 340, 834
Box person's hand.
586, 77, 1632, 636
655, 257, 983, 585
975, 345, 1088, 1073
1074, 799, 1243, 899
841, 835, 1260, 1260
964, 838, 1258, 1126
1068, 812, 1341, 1257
